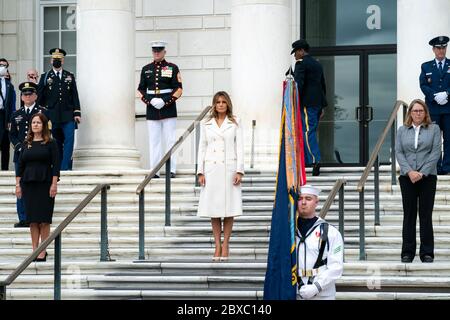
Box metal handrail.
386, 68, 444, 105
319, 179, 346, 246
0, 184, 111, 300
135, 105, 212, 260
356, 100, 408, 260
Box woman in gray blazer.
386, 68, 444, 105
395, 99, 441, 263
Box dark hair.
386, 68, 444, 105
26, 113, 52, 146
404, 99, 432, 127
0, 58, 9, 67
209, 91, 237, 125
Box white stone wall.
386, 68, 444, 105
134, 0, 232, 169
1, 0, 37, 170
2, 0, 299, 170
0, 0, 36, 87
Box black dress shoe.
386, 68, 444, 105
401, 255, 413, 263
14, 221, 29, 228
151, 174, 160, 179
312, 163, 320, 176
421, 255, 434, 263
170, 172, 176, 178
36, 252, 48, 262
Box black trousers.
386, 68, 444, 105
0, 129, 10, 170
399, 175, 436, 259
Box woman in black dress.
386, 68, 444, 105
15, 113, 60, 262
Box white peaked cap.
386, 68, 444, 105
300, 184, 321, 196
151, 40, 168, 48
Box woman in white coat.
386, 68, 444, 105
197, 91, 244, 261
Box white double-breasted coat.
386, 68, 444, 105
196, 116, 244, 218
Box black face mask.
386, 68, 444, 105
52, 60, 62, 68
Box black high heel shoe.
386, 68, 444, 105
36, 252, 48, 262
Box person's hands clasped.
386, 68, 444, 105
15, 185, 22, 199
233, 173, 243, 185
50, 183, 57, 198
150, 98, 165, 110
408, 170, 423, 183
434, 92, 448, 105
198, 174, 205, 187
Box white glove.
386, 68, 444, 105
299, 284, 320, 299
434, 92, 448, 105
150, 98, 165, 110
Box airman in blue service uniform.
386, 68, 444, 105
37, 48, 81, 171
420, 36, 450, 174
291, 39, 327, 176
138, 40, 183, 178
9, 82, 46, 228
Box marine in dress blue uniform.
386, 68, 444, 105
137, 40, 183, 178
37, 48, 81, 171
9, 82, 46, 227
419, 36, 450, 174
291, 40, 327, 176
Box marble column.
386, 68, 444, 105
231, 0, 291, 153
397, 0, 450, 117
73, 0, 141, 169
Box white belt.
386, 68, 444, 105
147, 89, 172, 94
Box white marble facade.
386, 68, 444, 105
2, 0, 449, 169
134, 0, 235, 169
1, 0, 294, 169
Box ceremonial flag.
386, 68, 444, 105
263, 76, 306, 300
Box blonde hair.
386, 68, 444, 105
209, 91, 237, 125
404, 99, 432, 127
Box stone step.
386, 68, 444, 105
8, 200, 450, 213
4, 288, 261, 300
0, 225, 271, 238
9, 273, 449, 293
3, 260, 450, 276
82, 274, 450, 291
3, 247, 450, 263
3, 193, 450, 207
4, 212, 450, 227
5, 287, 450, 300
3, 225, 450, 239
3, 234, 450, 250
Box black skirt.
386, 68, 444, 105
22, 181, 55, 224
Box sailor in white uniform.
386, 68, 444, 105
296, 185, 344, 300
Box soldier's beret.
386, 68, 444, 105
18, 82, 38, 94
291, 39, 310, 54
49, 48, 67, 59
429, 36, 449, 48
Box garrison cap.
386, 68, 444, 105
49, 48, 67, 59
429, 36, 449, 48
19, 82, 38, 94
300, 185, 321, 197
291, 39, 310, 54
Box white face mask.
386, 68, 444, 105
0, 66, 7, 77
